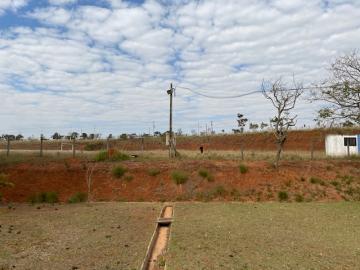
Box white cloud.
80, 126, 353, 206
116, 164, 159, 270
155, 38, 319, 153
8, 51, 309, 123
48, 0, 77, 6
0, 0, 360, 136
0, 0, 28, 15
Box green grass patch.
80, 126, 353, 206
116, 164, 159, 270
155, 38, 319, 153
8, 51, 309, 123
309, 177, 326, 186
278, 191, 289, 201
148, 168, 161, 177
29, 191, 59, 204
198, 168, 214, 182
171, 170, 188, 185
112, 165, 127, 178
68, 192, 87, 203
239, 164, 248, 174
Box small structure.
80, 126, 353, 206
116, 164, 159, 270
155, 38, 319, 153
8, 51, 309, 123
325, 134, 360, 156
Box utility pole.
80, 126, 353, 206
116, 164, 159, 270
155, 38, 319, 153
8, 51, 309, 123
167, 83, 176, 158
72, 136, 76, 158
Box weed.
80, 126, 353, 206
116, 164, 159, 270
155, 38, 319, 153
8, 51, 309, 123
171, 170, 188, 185
95, 151, 108, 162
239, 164, 248, 174
230, 188, 241, 200
68, 192, 87, 203
295, 194, 304, 202
0, 173, 14, 187
29, 192, 59, 204
309, 177, 326, 186
213, 185, 227, 197
331, 181, 340, 187
148, 168, 161, 177
278, 191, 289, 201
84, 142, 103, 151
124, 175, 134, 182
110, 152, 130, 161
112, 165, 127, 178
198, 168, 214, 182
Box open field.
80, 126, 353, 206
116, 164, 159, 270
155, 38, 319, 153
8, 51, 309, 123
0, 202, 161, 270
167, 202, 360, 270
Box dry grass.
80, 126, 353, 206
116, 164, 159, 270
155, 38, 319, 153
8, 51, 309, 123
0, 202, 161, 270
167, 202, 360, 269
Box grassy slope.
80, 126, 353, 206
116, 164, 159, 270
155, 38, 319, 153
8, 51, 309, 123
167, 202, 360, 270
0, 203, 161, 270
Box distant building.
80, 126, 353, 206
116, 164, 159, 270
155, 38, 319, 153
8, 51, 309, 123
325, 134, 360, 156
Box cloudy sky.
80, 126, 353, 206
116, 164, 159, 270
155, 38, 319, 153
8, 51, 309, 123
0, 0, 359, 137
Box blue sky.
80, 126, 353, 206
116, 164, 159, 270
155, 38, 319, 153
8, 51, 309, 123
0, 0, 360, 137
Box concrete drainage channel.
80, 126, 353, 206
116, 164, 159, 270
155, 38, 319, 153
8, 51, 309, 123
141, 205, 173, 270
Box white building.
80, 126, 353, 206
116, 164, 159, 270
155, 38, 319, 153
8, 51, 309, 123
325, 134, 360, 156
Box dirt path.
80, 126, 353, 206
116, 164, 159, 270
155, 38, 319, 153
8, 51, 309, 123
162, 206, 173, 218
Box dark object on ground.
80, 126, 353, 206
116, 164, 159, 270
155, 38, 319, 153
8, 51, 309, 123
199, 146, 204, 154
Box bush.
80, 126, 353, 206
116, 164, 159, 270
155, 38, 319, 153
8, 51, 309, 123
112, 165, 127, 178
278, 191, 288, 201
124, 175, 134, 182
213, 185, 227, 197
110, 152, 130, 161
239, 164, 248, 174
84, 142, 104, 151
198, 169, 214, 182
95, 151, 108, 162
0, 173, 14, 187
171, 170, 188, 185
29, 192, 59, 204
68, 192, 87, 203
295, 194, 304, 202
148, 168, 161, 177
95, 150, 130, 162
309, 177, 326, 185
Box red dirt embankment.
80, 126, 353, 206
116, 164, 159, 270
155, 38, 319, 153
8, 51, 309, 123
2, 128, 359, 152
1, 159, 359, 203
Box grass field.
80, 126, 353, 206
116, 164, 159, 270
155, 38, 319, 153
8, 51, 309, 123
0, 203, 161, 270
167, 202, 360, 270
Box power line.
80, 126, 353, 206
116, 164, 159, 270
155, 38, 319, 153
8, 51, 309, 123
176, 83, 359, 99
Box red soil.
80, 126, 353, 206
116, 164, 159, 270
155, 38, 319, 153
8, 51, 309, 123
1, 159, 359, 203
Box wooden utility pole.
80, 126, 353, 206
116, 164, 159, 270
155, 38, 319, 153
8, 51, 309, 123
40, 134, 44, 157
167, 83, 176, 158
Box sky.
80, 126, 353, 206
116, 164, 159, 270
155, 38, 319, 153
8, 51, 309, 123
0, 0, 360, 137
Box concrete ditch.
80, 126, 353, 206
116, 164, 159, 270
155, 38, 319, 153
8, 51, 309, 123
141, 205, 173, 270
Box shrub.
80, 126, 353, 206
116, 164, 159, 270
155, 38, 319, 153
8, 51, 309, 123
331, 181, 340, 187
171, 170, 188, 185
95, 151, 108, 162
112, 165, 127, 178
95, 150, 130, 162
84, 142, 104, 151
124, 175, 134, 182
148, 168, 161, 177
0, 173, 14, 187
110, 152, 130, 161
309, 177, 326, 186
295, 194, 304, 202
278, 191, 288, 201
213, 185, 227, 197
29, 192, 59, 204
68, 192, 87, 203
239, 164, 248, 174
198, 169, 214, 182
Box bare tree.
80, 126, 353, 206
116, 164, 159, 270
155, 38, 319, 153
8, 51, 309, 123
85, 161, 97, 202
313, 50, 360, 126
262, 78, 303, 168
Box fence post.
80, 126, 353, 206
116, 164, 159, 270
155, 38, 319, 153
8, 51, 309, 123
6, 137, 10, 157
40, 134, 44, 157
72, 137, 76, 158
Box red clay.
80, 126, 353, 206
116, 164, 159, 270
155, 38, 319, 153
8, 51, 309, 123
1, 159, 359, 203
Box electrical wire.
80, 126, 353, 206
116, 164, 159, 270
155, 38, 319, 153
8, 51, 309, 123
176, 83, 358, 99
